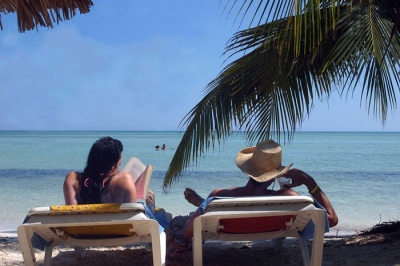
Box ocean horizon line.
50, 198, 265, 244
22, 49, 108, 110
0, 129, 399, 133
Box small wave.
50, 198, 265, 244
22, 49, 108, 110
0, 169, 70, 178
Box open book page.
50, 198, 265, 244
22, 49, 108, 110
135, 166, 150, 200
120, 157, 153, 200
120, 157, 146, 183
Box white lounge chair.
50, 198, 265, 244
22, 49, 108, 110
18, 203, 166, 266
192, 196, 327, 266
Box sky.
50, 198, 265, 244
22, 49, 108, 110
0, 1, 398, 131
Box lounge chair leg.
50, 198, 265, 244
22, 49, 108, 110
272, 237, 285, 253
159, 232, 166, 266
192, 219, 203, 266
299, 238, 311, 266
43, 241, 56, 266
149, 222, 166, 266
17, 225, 38, 266
309, 211, 326, 266
74, 246, 87, 258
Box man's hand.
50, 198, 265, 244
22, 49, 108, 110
281, 168, 316, 191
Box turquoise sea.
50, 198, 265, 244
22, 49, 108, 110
0, 131, 399, 235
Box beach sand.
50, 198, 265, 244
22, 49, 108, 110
1, 223, 400, 266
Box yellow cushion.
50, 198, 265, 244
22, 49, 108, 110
49, 204, 123, 214
48, 204, 140, 238
54, 224, 137, 238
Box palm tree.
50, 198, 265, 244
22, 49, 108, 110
163, 0, 400, 188
0, 0, 93, 32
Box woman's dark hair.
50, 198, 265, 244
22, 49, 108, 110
79, 136, 123, 204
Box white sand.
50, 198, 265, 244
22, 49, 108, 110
1, 232, 400, 266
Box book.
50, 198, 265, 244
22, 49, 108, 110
120, 157, 154, 200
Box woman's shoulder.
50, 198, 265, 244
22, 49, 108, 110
115, 171, 134, 179
111, 172, 135, 186
65, 171, 81, 183
63, 171, 81, 204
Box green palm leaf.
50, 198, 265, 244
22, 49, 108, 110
163, 0, 400, 189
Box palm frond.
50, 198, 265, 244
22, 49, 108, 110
321, 1, 400, 121
0, 0, 93, 32
223, 0, 343, 56
163, 18, 332, 188
163, 1, 400, 188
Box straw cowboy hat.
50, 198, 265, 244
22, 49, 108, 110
235, 139, 292, 182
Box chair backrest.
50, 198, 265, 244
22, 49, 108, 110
56, 224, 137, 238
218, 215, 296, 234
31, 203, 146, 239
206, 196, 314, 209
192, 196, 326, 266
202, 196, 317, 235
29, 203, 145, 216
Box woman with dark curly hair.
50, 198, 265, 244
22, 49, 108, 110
63, 136, 137, 205
27, 136, 169, 251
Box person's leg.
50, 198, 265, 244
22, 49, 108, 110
272, 188, 300, 196
184, 188, 205, 207
145, 190, 171, 229
146, 189, 155, 206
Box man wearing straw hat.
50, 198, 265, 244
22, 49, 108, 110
183, 139, 338, 238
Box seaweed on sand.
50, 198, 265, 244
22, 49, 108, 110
345, 221, 400, 245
